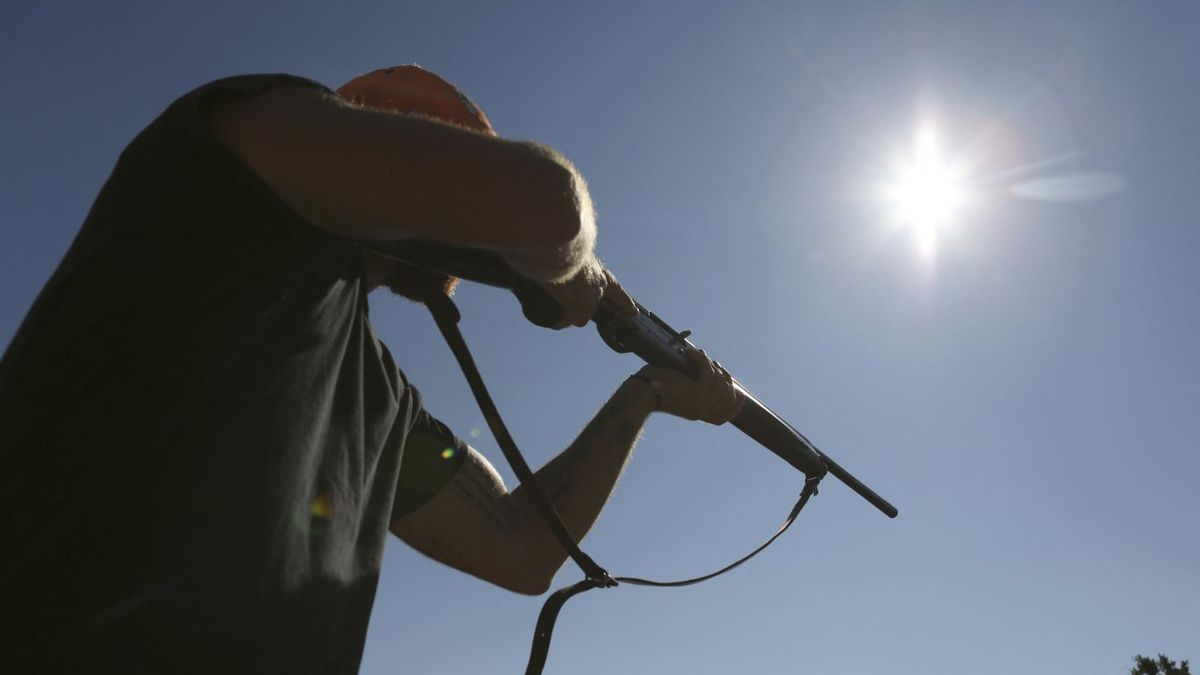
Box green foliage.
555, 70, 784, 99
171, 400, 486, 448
1132, 654, 1191, 675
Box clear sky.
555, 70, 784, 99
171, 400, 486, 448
2, 2, 1197, 674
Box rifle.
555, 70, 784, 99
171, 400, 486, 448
373, 240, 897, 519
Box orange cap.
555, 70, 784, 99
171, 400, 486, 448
336, 65, 495, 135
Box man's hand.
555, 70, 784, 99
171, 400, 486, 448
635, 349, 743, 425
538, 256, 637, 329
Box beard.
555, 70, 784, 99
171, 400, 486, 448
381, 263, 460, 302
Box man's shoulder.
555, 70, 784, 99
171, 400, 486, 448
177, 73, 332, 111
132, 74, 331, 150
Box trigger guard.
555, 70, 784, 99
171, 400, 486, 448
595, 322, 632, 353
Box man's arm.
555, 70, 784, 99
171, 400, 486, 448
391, 351, 742, 595
209, 85, 593, 282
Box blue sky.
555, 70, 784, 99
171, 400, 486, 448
2, 2, 1197, 674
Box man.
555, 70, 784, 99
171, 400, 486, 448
0, 66, 741, 674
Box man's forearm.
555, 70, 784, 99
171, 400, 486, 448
509, 376, 657, 580
391, 355, 736, 595
210, 86, 593, 276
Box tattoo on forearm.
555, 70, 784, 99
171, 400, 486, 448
531, 385, 646, 516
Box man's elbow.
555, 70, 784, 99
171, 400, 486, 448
517, 143, 595, 247
501, 574, 553, 597
498, 157, 596, 282
478, 568, 551, 596
492, 556, 561, 596
482, 544, 565, 596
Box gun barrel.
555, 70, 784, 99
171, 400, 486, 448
730, 387, 827, 477
595, 302, 897, 518
820, 453, 898, 518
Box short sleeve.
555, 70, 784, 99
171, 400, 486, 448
160, 73, 334, 146
104, 74, 340, 247
391, 388, 469, 520
120, 73, 335, 176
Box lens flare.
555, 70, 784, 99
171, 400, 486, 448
886, 127, 966, 259
310, 493, 332, 519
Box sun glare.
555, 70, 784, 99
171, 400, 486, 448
887, 128, 965, 258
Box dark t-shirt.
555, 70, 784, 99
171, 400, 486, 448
0, 75, 467, 674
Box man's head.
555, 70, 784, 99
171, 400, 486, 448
337, 65, 494, 134
337, 65, 495, 300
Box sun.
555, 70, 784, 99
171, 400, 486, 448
886, 128, 965, 257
